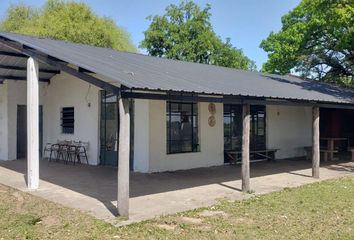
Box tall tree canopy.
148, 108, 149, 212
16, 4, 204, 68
0, 0, 136, 52
141, 1, 256, 71
261, 0, 354, 84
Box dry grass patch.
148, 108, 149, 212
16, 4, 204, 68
0, 176, 354, 239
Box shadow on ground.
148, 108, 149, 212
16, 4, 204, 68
0, 156, 352, 217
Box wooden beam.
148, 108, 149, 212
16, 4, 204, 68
122, 91, 232, 103
31, 52, 120, 94
57, 63, 120, 94
242, 103, 251, 192
0, 50, 27, 58
0, 64, 60, 74
122, 91, 354, 110
0, 75, 50, 82
117, 97, 130, 217
27, 57, 39, 189
312, 106, 320, 178
0, 39, 120, 94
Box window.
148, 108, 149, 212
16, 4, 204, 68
223, 104, 243, 151
61, 107, 74, 134
167, 102, 199, 154
250, 106, 266, 150
224, 104, 266, 151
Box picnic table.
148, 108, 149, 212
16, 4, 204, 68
320, 137, 348, 161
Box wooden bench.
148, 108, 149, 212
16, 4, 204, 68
225, 149, 278, 165
304, 146, 338, 162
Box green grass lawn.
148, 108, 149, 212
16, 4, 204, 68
1, 176, 354, 239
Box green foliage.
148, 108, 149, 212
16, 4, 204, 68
141, 1, 255, 71
0, 0, 136, 52
260, 0, 354, 84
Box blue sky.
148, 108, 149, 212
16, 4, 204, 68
1, 0, 300, 69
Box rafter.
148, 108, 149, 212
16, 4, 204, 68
0, 75, 50, 82
0, 64, 60, 74
0, 39, 120, 94
0, 51, 27, 58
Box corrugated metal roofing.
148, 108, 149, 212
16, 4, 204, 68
1, 31, 354, 104
0, 42, 58, 82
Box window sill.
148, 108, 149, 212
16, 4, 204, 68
166, 151, 200, 155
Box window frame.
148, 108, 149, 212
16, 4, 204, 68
166, 101, 199, 154
61, 107, 75, 134
223, 104, 266, 151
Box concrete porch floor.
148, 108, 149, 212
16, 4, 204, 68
0, 159, 353, 223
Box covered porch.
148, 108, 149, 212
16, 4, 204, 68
0, 158, 353, 222
1, 32, 354, 219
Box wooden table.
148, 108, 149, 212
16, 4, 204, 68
320, 137, 347, 161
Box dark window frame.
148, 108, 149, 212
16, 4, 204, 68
61, 107, 74, 134
166, 101, 199, 154
223, 104, 266, 151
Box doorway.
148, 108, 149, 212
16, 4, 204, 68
99, 91, 135, 169
100, 91, 119, 166
223, 104, 266, 163
16, 105, 43, 159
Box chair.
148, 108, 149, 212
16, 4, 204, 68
43, 143, 52, 160
57, 140, 72, 164
49, 143, 61, 162
77, 141, 89, 164
44, 142, 60, 162
67, 145, 79, 165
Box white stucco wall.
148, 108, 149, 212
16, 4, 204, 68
148, 100, 224, 172
266, 105, 312, 159
42, 72, 100, 165
133, 99, 150, 172
6, 81, 46, 160
0, 81, 46, 160
0, 75, 99, 163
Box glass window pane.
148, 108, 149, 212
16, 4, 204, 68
167, 102, 199, 154
193, 103, 198, 115
170, 103, 179, 113
250, 105, 266, 150
181, 140, 192, 152
181, 103, 192, 114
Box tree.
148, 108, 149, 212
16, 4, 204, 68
140, 1, 256, 71
260, 0, 354, 84
0, 0, 136, 52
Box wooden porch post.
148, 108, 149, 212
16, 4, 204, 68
27, 57, 39, 189
242, 103, 251, 192
312, 106, 320, 178
117, 97, 130, 217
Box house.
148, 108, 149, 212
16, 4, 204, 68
1, 32, 354, 217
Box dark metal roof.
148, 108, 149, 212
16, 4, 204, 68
0, 42, 58, 82
1, 31, 354, 104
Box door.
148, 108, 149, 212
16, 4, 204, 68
100, 91, 119, 166
17, 105, 43, 159
100, 91, 135, 168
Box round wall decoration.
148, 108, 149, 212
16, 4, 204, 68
208, 103, 216, 115
208, 116, 216, 127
